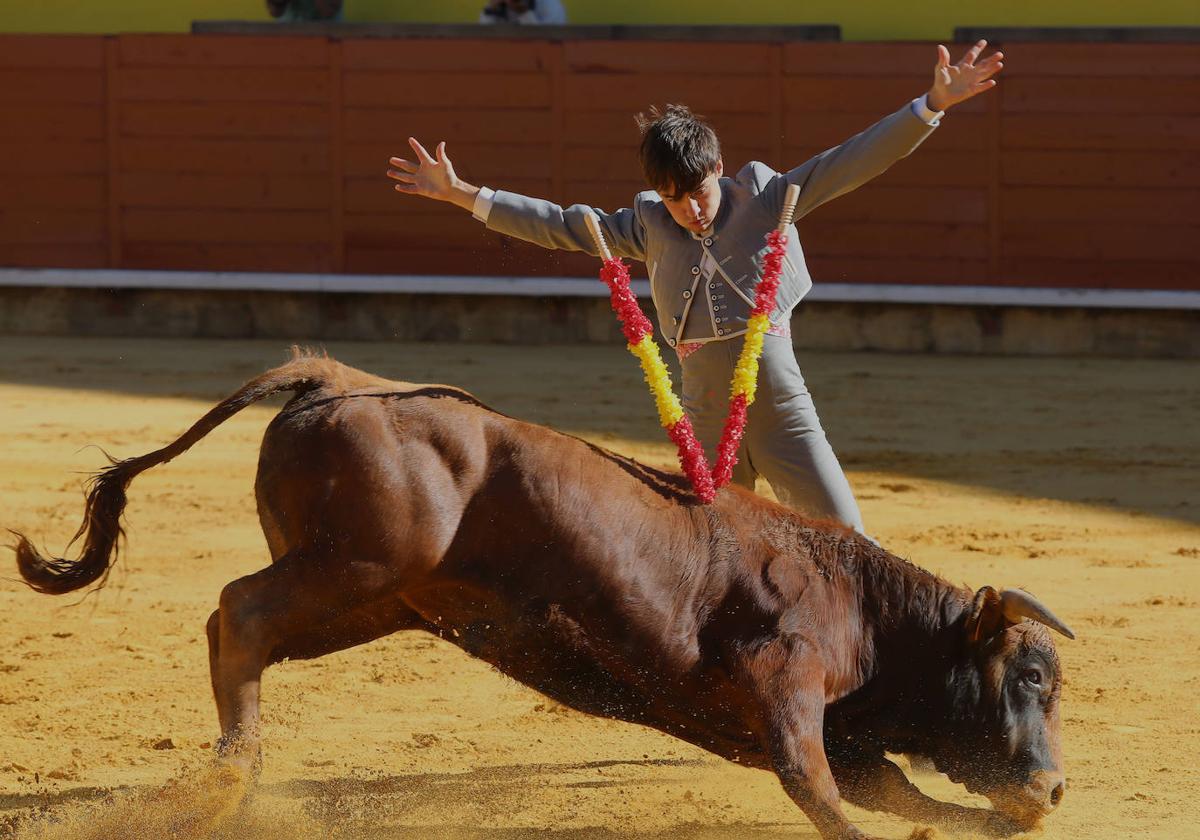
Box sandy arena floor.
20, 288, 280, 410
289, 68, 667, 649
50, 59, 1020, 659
1, 336, 1197, 839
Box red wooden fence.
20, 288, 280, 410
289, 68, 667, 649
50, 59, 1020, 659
2, 35, 1197, 290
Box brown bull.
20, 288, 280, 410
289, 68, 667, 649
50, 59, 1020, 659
14, 353, 1075, 840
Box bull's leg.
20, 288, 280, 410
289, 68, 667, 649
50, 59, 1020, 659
828, 752, 1020, 837
267, 594, 427, 664
207, 554, 415, 771
739, 636, 879, 840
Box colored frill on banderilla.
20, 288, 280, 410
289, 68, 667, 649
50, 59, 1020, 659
598, 227, 788, 504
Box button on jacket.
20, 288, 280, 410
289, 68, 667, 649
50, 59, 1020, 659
475, 100, 938, 347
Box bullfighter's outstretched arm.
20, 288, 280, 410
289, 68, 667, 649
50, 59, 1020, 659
386, 137, 648, 261
761, 40, 1003, 221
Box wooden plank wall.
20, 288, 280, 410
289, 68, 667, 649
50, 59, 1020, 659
0, 37, 108, 268
341, 39, 560, 276
1, 35, 1197, 291
113, 35, 336, 272
999, 44, 1200, 289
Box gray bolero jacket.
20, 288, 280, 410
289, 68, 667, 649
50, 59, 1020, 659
477, 100, 938, 347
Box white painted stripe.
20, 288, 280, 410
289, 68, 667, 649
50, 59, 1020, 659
0, 268, 647, 298
0, 268, 1196, 311
804, 283, 1200, 311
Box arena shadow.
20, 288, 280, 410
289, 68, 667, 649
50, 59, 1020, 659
1, 336, 1197, 528
0, 761, 816, 840
261, 757, 815, 839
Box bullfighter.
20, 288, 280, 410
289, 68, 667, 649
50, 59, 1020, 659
388, 42, 1004, 534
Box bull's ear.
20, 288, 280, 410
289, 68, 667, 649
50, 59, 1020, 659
966, 586, 1006, 644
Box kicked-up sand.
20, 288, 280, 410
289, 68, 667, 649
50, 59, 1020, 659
1, 336, 1197, 839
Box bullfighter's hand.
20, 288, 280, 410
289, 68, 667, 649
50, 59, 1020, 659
388, 138, 479, 212
927, 40, 1004, 112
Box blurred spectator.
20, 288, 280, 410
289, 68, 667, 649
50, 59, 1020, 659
267, 0, 343, 21
479, 0, 567, 25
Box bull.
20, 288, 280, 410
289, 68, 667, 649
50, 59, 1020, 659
13, 353, 1075, 839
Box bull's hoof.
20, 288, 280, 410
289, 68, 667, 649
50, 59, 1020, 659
213, 734, 263, 783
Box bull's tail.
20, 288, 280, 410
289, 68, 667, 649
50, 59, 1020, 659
12, 351, 341, 595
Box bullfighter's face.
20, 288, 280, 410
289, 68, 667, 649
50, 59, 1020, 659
933, 588, 1071, 830
658, 159, 724, 235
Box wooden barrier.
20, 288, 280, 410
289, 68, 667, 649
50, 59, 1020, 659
2, 34, 1197, 291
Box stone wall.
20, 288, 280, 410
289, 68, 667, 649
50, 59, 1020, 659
2, 286, 1195, 358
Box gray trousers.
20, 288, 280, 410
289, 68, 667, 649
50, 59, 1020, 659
680, 334, 865, 533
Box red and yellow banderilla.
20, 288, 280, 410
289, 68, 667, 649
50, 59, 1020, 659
585, 183, 801, 503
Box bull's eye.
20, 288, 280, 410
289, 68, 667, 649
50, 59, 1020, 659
1023, 669, 1043, 686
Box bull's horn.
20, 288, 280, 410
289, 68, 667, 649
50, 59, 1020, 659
1000, 589, 1076, 640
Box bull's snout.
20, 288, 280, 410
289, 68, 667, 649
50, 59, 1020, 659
991, 770, 1066, 828
1028, 770, 1066, 812
1049, 778, 1066, 808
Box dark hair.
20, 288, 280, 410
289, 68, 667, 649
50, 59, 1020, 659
635, 104, 721, 198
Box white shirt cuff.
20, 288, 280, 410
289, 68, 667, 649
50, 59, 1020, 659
472, 186, 496, 223
911, 93, 944, 126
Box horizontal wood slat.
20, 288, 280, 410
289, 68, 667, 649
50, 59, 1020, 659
119, 102, 331, 138
0, 210, 106, 244
123, 242, 334, 273
118, 35, 329, 67
120, 172, 330, 210
0, 176, 106, 210
1002, 150, 1200, 187
0, 36, 104, 68
0, 70, 104, 104
564, 75, 771, 113
0, 141, 106, 175
122, 208, 332, 245
799, 221, 990, 259
783, 43, 941, 76
1001, 113, 1200, 151
119, 68, 331, 103
1003, 223, 1200, 262
0, 244, 108, 267
807, 187, 988, 224
1002, 187, 1200, 224
998, 258, 1200, 290
999, 44, 1200, 77
1003, 77, 1200, 115
345, 72, 552, 109
344, 40, 553, 72
346, 108, 555, 144
806, 256, 992, 285
566, 41, 773, 75
118, 139, 331, 175
6, 105, 106, 140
